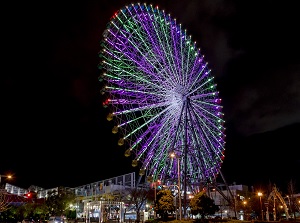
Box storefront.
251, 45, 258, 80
78, 200, 124, 222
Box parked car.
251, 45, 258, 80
48, 216, 67, 223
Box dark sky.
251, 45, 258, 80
1, 0, 299, 194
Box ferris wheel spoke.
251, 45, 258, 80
104, 49, 164, 91
170, 23, 183, 83
187, 102, 225, 162
127, 8, 169, 73
105, 28, 168, 89
156, 13, 179, 78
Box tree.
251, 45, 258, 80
235, 197, 254, 220
190, 191, 219, 220
0, 206, 19, 222
45, 187, 76, 217
33, 202, 49, 221
155, 189, 174, 221
287, 179, 298, 220
15, 202, 46, 221
0, 190, 12, 213
124, 185, 152, 223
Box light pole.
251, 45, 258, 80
243, 201, 247, 220
162, 184, 182, 220
153, 180, 160, 219
0, 174, 12, 188
258, 192, 263, 220
287, 195, 292, 214
170, 152, 182, 221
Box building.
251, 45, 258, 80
4, 172, 140, 222
3, 173, 300, 222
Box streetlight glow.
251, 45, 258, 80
0, 174, 12, 186
258, 192, 263, 220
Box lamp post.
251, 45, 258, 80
170, 152, 182, 221
258, 192, 263, 220
162, 184, 182, 220
287, 195, 292, 214
243, 201, 247, 220
0, 174, 12, 187
153, 180, 161, 219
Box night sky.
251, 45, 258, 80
1, 0, 299, 194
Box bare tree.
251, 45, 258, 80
287, 179, 298, 220
0, 190, 13, 213
124, 185, 152, 223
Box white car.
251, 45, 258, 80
48, 216, 67, 223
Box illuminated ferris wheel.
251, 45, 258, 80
99, 3, 226, 189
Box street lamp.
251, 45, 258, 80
258, 192, 263, 220
170, 152, 182, 221
243, 201, 247, 220
153, 179, 161, 219
0, 174, 12, 187
287, 195, 292, 214
162, 184, 182, 220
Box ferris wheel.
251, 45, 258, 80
99, 3, 226, 189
